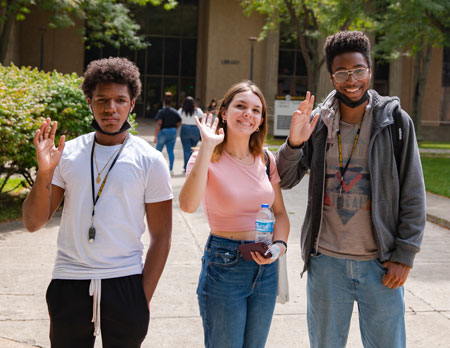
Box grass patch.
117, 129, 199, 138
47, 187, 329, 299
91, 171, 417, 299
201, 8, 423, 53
0, 193, 26, 222
0, 177, 30, 222
1, 177, 29, 194
265, 134, 286, 146
419, 142, 450, 150
421, 156, 450, 198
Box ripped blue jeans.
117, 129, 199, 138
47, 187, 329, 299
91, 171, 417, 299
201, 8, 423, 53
197, 235, 278, 348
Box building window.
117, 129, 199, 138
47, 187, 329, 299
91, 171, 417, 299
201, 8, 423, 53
277, 26, 307, 97
84, 0, 198, 118
373, 60, 390, 96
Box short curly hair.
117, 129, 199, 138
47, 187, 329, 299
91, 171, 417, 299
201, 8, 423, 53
324, 31, 371, 73
82, 57, 142, 100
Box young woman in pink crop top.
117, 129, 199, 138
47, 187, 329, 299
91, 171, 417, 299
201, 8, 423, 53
179, 81, 290, 347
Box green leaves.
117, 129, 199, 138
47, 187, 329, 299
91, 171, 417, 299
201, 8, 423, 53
1, 0, 178, 64
0, 64, 137, 188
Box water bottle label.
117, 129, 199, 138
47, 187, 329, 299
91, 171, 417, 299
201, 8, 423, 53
255, 221, 274, 232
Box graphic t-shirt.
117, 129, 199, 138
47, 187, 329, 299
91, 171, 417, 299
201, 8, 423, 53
318, 106, 379, 260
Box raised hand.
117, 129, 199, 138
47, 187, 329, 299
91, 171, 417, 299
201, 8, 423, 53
33, 118, 65, 172
289, 91, 320, 147
194, 113, 224, 149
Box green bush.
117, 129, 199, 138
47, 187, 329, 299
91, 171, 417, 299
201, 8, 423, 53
0, 64, 136, 191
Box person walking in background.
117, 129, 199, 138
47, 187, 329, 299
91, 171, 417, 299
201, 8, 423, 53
207, 98, 218, 114
179, 81, 290, 348
276, 31, 425, 348
206, 98, 218, 123
154, 91, 181, 173
179, 96, 204, 172
22, 57, 173, 347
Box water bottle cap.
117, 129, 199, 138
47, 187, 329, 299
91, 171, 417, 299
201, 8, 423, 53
261, 204, 269, 208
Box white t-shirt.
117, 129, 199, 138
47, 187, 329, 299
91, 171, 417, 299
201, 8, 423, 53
178, 108, 203, 125
51, 132, 173, 279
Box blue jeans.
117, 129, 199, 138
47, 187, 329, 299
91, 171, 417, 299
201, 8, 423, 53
307, 253, 406, 348
156, 127, 177, 171
180, 125, 201, 170
197, 235, 278, 348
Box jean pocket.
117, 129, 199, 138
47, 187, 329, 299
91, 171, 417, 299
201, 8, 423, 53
374, 259, 388, 272
210, 248, 240, 267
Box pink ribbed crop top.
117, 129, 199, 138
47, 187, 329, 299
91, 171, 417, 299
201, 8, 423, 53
186, 150, 280, 231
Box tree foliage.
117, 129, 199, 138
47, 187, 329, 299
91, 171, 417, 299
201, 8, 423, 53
241, 0, 374, 96
0, 64, 137, 191
372, 0, 450, 139
242, 0, 450, 138
0, 0, 178, 63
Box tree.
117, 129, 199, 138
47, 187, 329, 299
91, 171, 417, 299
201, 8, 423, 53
0, 0, 177, 64
373, 0, 450, 140
241, 0, 373, 97
242, 0, 450, 138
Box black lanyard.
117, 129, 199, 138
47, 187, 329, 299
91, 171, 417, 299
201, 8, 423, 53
88, 135, 128, 243
337, 116, 364, 199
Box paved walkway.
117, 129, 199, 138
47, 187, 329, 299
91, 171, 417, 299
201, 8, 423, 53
0, 118, 449, 347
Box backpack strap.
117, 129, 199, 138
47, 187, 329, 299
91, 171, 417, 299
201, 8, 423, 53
264, 149, 271, 181
390, 106, 404, 176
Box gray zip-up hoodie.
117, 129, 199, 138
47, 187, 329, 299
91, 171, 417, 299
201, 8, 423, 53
276, 90, 426, 273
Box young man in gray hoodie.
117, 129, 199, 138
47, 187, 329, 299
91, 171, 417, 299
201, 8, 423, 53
276, 31, 426, 348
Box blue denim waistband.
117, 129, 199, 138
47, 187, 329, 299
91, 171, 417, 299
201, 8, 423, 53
207, 234, 255, 249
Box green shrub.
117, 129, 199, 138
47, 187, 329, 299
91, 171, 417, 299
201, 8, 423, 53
0, 64, 136, 191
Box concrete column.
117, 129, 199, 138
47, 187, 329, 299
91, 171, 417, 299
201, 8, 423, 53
4, 21, 20, 65
262, 28, 279, 136
389, 58, 403, 98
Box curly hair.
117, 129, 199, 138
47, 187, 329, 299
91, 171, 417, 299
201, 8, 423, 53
324, 31, 371, 73
212, 80, 267, 162
82, 57, 142, 100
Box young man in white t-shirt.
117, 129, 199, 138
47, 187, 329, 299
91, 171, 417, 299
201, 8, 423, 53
22, 57, 173, 347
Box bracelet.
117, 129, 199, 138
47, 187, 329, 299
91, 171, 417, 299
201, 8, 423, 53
273, 240, 287, 250
287, 137, 304, 149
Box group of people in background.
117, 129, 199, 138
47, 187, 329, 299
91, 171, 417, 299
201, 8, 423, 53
22, 30, 425, 348
154, 92, 218, 174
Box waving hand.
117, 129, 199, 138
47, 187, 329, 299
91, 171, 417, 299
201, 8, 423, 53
194, 113, 224, 149
288, 92, 320, 147
33, 118, 65, 172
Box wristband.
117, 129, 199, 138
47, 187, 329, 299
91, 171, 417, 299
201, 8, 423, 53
287, 138, 304, 149
273, 240, 287, 250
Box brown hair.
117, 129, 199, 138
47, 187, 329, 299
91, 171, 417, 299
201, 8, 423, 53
212, 81, 267, 162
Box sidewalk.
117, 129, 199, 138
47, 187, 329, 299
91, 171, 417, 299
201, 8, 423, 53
0, 118, 449, 348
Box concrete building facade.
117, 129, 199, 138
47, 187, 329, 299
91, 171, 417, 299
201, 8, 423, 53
4, 0, 449, 140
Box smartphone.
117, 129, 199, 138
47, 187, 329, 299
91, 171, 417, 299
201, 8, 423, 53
238, 242, 272, 261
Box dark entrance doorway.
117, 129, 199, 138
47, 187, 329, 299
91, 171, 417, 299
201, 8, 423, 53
84, 0, 198, 118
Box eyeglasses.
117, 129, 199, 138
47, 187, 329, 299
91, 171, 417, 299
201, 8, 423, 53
332, 67, 370, 83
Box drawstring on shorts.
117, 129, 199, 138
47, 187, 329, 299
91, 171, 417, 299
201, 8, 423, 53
89, 279, 101, 336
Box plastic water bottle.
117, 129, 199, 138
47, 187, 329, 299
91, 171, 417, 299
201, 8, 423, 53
255, 204, 275, 246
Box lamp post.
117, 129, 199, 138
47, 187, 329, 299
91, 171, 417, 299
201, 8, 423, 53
248, 36, 257, 81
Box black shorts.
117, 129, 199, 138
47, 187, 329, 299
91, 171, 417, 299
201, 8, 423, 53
46, 274, 149, 348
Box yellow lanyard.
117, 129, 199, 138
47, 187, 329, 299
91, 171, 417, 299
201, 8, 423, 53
337, 116, 364, 198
